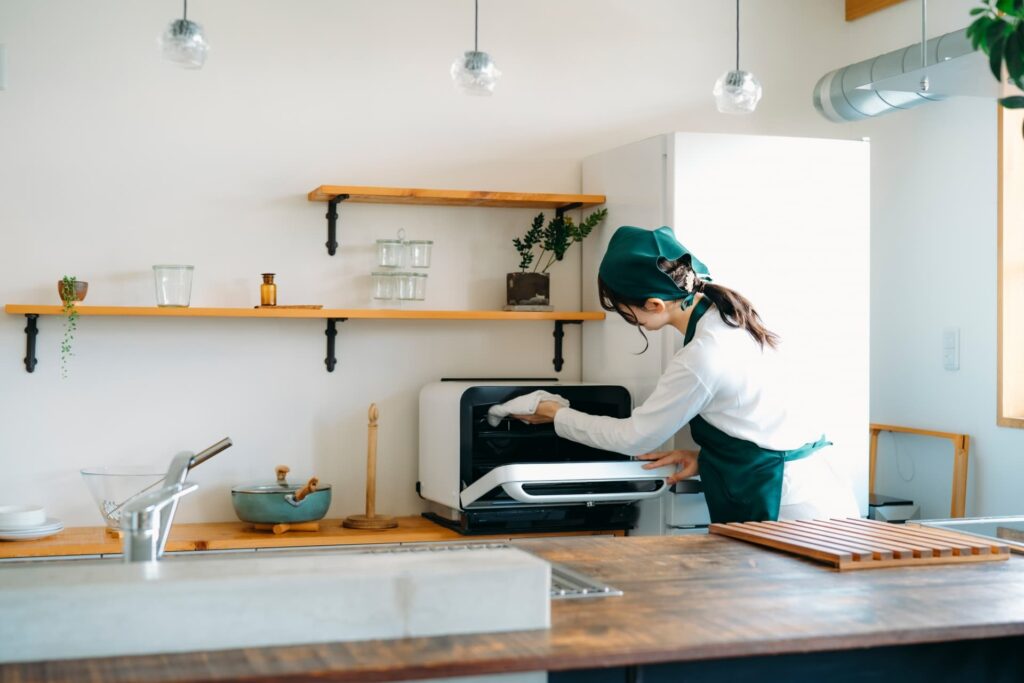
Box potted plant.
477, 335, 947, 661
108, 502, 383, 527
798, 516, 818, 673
507, 208, 608, 309
57, 275, 87, 378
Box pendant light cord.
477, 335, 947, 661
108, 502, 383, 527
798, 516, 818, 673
183, 0, 188, 22
474, 0, 479, 52
920, 0, 927, 69
735, 0, 740, 71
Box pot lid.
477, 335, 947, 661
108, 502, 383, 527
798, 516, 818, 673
231, 465, 331, 494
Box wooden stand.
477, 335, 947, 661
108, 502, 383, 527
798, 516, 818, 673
869, 424, 970, 518
343, 403, 397, 530
253, 522, 321, 535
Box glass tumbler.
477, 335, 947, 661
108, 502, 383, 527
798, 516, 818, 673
372, 271, 397, 300
153, 265, 194, 307
376, 239, 404, 268
407, 240, 433, 268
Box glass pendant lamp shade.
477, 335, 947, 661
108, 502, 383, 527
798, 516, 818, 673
451, 50, 501, 95
714, 0, 760, 114
713, 69, 762, 113
451, 0, 500, 95
159, 0, 208, 69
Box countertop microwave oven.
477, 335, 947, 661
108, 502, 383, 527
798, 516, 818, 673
417, 381, 673, 534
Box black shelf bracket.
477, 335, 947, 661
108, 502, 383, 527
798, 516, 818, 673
325, 194, 350, 256
552, 320, 582, 373
555, 202, 582, 219
23, 314, 39, 373
324, 318, 348, 372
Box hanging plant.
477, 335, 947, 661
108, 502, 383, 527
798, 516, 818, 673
59, 275, 80, 379
967, 0, 1024, 110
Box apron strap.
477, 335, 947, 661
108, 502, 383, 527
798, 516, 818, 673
784, 436, 833, 463
683, 297, 712, 346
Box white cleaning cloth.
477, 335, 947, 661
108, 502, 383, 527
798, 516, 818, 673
487, 390, 571, 427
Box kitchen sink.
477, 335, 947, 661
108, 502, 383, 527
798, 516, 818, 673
0, 543, 550, 664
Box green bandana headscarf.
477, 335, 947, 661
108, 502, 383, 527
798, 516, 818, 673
598, 226, 711, 307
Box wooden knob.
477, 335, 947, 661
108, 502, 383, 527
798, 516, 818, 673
275, 465, 290, 484
368, 403, 379, 425
294, 477, 319, 502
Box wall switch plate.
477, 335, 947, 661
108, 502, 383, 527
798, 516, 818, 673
0, 45, 6, 90
943, 327, 960, 371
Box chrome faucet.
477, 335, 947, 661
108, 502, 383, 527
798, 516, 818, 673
121, 437, 232, 562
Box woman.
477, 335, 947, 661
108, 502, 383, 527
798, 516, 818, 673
515, 225, 859, 523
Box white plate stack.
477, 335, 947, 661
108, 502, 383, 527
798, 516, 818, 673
0, 505, 63, 541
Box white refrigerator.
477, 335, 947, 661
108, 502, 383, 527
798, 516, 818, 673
580, 132, 870, 534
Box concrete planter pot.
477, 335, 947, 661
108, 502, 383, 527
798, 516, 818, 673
507, 272, 550, 307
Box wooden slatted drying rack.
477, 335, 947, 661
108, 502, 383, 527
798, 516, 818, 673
710, 518, 1009, 571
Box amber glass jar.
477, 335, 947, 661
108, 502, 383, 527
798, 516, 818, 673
260, 273, 277, 306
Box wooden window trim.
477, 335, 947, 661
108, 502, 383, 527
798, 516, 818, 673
998, 84, 1024, 428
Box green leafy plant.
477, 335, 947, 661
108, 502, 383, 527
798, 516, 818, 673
968, 0, 1024, 110
59, 275, 78, 379
513, 208, 608, 274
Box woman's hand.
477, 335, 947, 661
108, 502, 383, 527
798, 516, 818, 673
511, 400, 563, 424
637, 449, 699, 485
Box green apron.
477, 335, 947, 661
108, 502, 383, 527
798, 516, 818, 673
683, 298, 831, 523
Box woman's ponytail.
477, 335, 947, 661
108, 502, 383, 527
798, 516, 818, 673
660, 255, 779, 349
698, 282, 779, 349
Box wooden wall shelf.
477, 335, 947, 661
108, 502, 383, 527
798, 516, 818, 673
5, 305, 603, 374
845, 0, 906, 21
307, 184, 606, 255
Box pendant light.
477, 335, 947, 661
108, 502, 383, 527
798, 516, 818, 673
713, 0, 762, 114
450, 0, 501, 95
159, 0, 209, 69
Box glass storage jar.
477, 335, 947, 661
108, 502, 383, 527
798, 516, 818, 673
394, 272, 414, 301
153, 265, 194, 307
372, 271, 398, 300
411, 272, 428, 300
376, 239, 404, 268
406, 240, 433, 268
397, 272, 427, 301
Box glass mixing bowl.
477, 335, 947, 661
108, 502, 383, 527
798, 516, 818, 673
80, 466, 166, 529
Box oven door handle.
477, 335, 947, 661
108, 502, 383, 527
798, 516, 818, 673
500, 481, 667, 505
459, 461, 676, 508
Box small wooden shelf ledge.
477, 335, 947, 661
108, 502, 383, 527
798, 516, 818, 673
5, 305, 603, 374
307, 185, 605, 208
307, 185, 606, 255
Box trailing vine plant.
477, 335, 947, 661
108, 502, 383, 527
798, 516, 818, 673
968, 0, 1024, 114
513, 208, 608, 274
59, 275, 78, 379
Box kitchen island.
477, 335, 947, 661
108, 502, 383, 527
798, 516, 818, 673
2, 533, 1022, 682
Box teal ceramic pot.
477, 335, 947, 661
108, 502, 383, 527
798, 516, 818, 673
231, 469, 332, 524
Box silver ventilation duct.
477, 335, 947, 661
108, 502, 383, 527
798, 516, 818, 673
813, 28, 978, 123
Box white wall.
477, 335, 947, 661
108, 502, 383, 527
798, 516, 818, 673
832, 1, 1023, 520
0, 0, 1012, 525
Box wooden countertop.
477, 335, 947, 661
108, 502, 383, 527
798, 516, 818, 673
0, 516, 621, 559
3, 534, 1024, 682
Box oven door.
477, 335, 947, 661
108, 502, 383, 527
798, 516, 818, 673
460, 461, 674, 507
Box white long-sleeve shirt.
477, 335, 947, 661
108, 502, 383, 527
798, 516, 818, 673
553, 307, 859, 516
